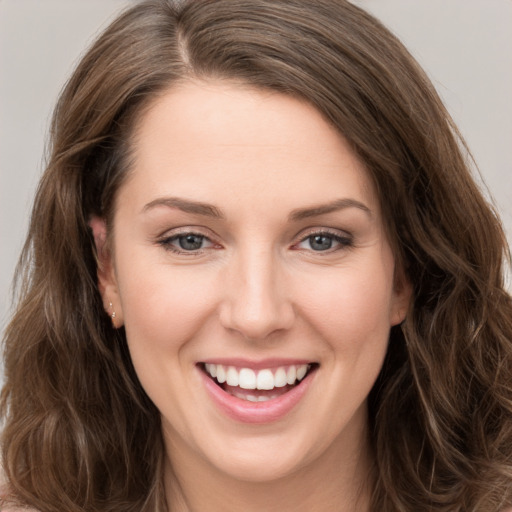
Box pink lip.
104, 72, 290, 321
198, 363, 317, 424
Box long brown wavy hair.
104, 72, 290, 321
2, 1, 512, 510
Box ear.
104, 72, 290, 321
89, 215, 123, 328
389, 269, 412, 326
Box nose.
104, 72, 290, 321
219, 246, 295, 341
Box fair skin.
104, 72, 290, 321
93, 81, 410, 512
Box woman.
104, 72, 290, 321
1, 0, 511, 510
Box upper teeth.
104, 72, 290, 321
204, 363, 310, 390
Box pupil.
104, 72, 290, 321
310, 235, 332, 251
179, 234, 203, 250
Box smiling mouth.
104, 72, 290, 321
200, 363, 318, 402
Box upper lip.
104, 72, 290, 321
199, 358, 318, 371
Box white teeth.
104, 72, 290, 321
204, 363, 312, 391
274, 367, 287, 388
226, 366, 239, 386
216, 365, 226, 384
296, 365, 308, 381
239, 368, 257, 389
232, 390, 256, 401
286, 365, 297, 385
256, 369, 274, 390
232, 391, 279, 402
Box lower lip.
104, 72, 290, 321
199, 367, 316, 424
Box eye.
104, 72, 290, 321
176, 233, 208, 251
158, 231, 216, 253
295, 230, 353, 252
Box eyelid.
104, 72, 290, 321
296, 226, 352, 241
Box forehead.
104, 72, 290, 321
121, 80, 379, 217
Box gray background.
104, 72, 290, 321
1, 0, 511, 347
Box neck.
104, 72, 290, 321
163, 427, 374, 512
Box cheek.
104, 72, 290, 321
297, 260, 395, 346
115, 262, 221, 420
116, 259, 220, 355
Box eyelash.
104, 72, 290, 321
157, 230, 217, 255
293, 229, 354, 253
156, 228, 353, 255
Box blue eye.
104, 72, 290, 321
176, 234, 206, 251
308, 234, 334, 251
159, 232, 214, 253
296, 231, 352, 252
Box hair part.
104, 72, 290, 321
2, 1, 512, 510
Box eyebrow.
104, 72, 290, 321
141, 196, 371, 221
288, 198, 372, 221
142, 197, 224, 218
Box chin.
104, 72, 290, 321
210, 445, 312, 484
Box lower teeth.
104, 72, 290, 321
230, 390, 285, 402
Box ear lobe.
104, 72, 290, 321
89, 215, 123, 327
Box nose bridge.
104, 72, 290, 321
220, 242, 293, 340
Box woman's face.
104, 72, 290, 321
98, 81, 410, 483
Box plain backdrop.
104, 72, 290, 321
1, 0, 511, 351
